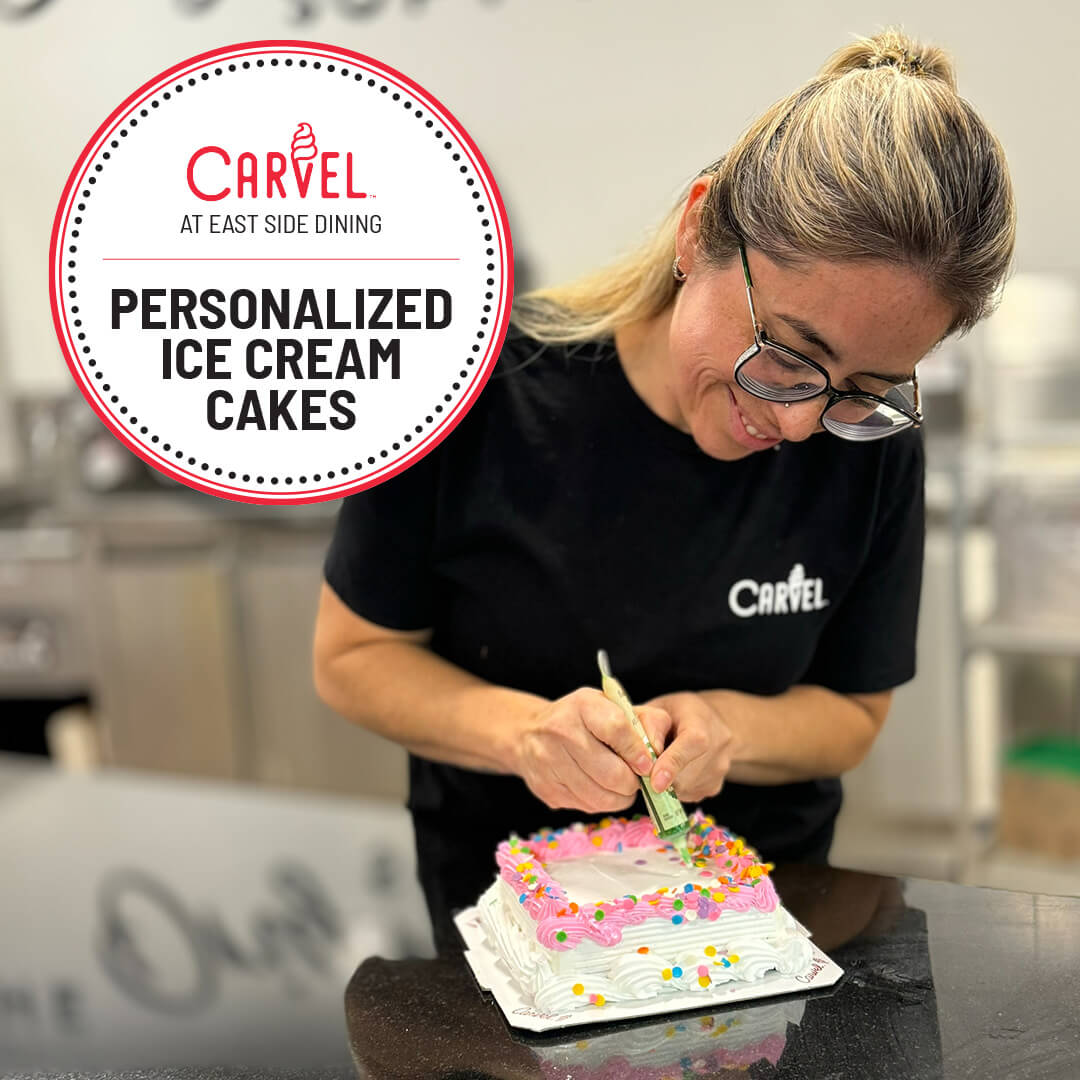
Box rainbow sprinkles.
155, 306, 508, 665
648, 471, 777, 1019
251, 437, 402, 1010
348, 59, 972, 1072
476, 810, 812, 1012
499, 812, 778, 948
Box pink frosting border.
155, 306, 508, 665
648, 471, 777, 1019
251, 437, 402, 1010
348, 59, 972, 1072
495, 811, 779, 950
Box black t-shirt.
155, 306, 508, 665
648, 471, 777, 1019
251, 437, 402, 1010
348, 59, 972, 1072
324, 325, 925, 949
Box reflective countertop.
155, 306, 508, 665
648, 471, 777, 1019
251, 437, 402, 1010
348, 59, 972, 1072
346, 865, 1080, 1080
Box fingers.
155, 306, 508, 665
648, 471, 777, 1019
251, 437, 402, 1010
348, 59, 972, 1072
556, 745, 639, 813
567, 729, 640, 798
522, 689, 733, 813
518, 687, 669, 815
673, 761, 728, 804
580, 689, 655, 775
553, 689, 643, 797
636, 705, 673, 755
522, 774, 578, 813
519, 727, 638, 814
650, 723, 710, 796
653, 742, 733, 803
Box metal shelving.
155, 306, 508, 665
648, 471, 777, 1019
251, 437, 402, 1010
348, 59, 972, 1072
948, 441, 1080, 883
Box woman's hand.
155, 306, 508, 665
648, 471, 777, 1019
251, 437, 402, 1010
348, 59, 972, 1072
512, 687, 673, 814
644, 692, 738, 802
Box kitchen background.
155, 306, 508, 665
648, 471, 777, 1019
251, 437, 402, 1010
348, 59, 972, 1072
2, 0, 1079, 969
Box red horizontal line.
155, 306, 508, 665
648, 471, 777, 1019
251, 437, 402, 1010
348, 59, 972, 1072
102, 257, 461, 261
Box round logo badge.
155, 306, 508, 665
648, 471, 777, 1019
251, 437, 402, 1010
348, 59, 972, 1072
50, 40, 512, 504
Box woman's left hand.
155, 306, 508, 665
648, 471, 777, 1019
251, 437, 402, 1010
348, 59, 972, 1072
642, 692, 739, 802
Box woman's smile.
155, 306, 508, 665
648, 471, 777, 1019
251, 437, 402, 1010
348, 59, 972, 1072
726, 386, 783, 449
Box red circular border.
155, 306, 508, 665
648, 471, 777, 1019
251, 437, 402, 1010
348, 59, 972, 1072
50, 39, 513, 506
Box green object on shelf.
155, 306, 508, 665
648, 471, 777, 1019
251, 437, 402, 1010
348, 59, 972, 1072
1004, 738, 1080, 781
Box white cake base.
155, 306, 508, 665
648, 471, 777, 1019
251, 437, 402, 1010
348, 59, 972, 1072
454, 904, 844, 1032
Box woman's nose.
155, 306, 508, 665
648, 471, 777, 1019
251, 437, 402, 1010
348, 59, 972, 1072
771, 400, 824, 442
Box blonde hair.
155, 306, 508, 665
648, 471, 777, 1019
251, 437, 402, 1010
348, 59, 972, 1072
511, 28, 1015, 343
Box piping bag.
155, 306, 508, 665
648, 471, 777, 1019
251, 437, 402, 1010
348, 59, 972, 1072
597, 649, 693, 865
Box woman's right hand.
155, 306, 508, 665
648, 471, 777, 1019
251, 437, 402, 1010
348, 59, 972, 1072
510, 687, 673, 814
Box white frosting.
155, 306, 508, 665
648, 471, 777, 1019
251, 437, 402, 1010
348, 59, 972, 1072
551, 848, 708, 904
477, 871, 813, 1013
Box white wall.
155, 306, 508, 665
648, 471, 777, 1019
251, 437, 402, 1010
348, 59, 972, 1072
1, 0, 1075, 393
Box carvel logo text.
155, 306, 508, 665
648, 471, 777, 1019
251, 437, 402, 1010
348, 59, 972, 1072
728, 563, 830, 619
187, 123, 370, 201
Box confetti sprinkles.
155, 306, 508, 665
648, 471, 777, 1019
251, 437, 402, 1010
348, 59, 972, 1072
493, 811, 779, 951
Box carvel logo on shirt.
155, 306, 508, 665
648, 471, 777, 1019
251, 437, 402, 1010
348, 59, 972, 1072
728, 563, 829, 619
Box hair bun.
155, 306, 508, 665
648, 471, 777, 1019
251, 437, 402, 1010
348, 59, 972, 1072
820, 28, 956, 90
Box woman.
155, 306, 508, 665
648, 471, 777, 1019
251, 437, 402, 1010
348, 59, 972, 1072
314, 28, 1015, 953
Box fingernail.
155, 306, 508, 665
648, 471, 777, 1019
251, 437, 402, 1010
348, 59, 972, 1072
635, 755, 651, 775
653, 769, 670, 792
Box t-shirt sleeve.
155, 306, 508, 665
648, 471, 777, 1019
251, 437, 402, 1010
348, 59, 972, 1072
322, 447, 441, 632
801, 430, 926, 694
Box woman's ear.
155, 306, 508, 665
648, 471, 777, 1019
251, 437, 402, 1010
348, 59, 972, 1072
675, 177, 710, 273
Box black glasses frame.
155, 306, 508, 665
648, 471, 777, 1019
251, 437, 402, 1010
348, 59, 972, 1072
732, 243, 923, 438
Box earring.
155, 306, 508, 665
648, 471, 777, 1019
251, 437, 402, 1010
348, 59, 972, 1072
672, 255, 687, 282
784, 403, 790, 409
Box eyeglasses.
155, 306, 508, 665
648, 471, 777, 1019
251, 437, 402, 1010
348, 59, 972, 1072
732, 243, 923, 441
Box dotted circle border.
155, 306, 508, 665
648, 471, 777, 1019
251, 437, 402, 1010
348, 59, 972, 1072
60, 50, 504, 493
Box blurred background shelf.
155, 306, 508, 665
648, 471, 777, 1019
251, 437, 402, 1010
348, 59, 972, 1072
968, 621, 1080, 657
836, 274, 1080, 895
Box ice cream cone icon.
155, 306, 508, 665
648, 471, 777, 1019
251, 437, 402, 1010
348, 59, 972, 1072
291, 122, 318, 164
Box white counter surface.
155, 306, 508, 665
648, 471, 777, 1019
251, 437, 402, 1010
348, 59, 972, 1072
0, 754, 432, 1073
